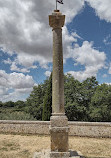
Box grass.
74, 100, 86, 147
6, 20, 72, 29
0, 134, 111, 158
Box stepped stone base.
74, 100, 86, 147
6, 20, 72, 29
33, 150, 84, 158
50, 152, 70, 158
50, 114, 69, 153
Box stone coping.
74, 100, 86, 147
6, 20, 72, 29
0, 120, 111, 127
68, 121, 111, 127
0, 120, 50, 124
0, 120, 111, 138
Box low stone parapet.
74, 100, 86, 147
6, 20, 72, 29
69, 121, 111, 138
0, 120, 50, 135
0, 120, 111, 138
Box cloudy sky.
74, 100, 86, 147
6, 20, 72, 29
0, 0, 111, 102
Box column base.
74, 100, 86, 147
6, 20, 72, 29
50, 114, 69, 152
50, 152, 70, 158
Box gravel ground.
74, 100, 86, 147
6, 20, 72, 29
0, 134, 111, 158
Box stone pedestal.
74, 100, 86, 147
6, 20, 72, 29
49, 10, 69, 158
50, 114, 69, 157
50, 114, 69, 151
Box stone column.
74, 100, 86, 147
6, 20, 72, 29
49, 10, 69, 158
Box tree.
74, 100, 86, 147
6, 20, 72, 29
0, 101, 3, 107
64, 75, 99, 121
65, 102, 87, 121
26, 85, 44, 120
1, 74, 110, 122
0, 111, 36, 120
42, 73, 52, 121
78, 77, 98, 121
4, 101, 15, 107
89, 83, 111, 122
80, 77, 98, 107
64, 74, 81, 105
64, 74, 86, 121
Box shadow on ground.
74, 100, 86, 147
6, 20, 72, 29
69, 150, 85, 157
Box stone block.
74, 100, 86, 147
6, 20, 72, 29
50, 152, 70, 158
50, 127, 69, 152
50, 114, 68, 127
49, 10, 65, 29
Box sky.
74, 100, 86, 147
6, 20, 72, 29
0, 0, 111, 102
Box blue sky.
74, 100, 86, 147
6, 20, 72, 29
0, 0, 111, 102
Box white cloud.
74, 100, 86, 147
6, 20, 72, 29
63, 26, 82, 60
10, 62, 30, 73
45, 71, 51, 77
1, 90, 30, 102
16, 88, 33, 94
72, 41, 106, 67
16, 53, 49, 69
71, 32, 83, 40
86, 0, 111, 23
105, 83, 111, 85
0, 86, 8, 96
66, 41, 106, 81
3, 58, 12, 64
0, 70, 35, 102
103, 34, 111, 45
3, 57, 38, 73
103, 74, 107, 78
108, 63, 111, 74
0, 0, 85, 101
8, 72, 34, 89
1, 0, 110, 101
0, 0, 85, 69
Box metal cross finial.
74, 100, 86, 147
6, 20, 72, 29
56, 0, 63, 10
56, 0, 57, 10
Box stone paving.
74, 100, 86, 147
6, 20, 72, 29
33, 149, 85, 158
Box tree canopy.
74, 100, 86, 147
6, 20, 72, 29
0, 74, 111, 122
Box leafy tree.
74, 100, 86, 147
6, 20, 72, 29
26, 85, 44, 120
89, 83, 111, 122
4, 101, 15, 108
65, 102, 87, 121
64, 74, 86, 121
14, 100, 25, 109
0, 111, 36, 120
78, 77, 98, 121
64, 74, 81, 105
64, 76, 99, 121
80, 77, 98, 106
1, 74, 111, 122
0, 101, 3, 107
42, 73, 52, 121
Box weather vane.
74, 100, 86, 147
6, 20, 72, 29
56, 0, 63, 10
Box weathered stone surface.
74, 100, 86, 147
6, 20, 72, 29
50, 114, 69, 153
49, 10, 69, 157
50, 114, 68, 127
50, 152, 70, 158
49, 10, 65, 114
50, 127, 69, 152
52, 27, 64, 114
0, 120, 50, 135
49, 10, 65, 29
33, 150, 84, 158
0, 120, 111, 138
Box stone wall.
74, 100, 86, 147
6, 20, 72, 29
0, 120, 50, 135
69, 122, 111, 138
0, 120, 111, 138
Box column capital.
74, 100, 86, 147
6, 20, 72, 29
49, 10, 65, 29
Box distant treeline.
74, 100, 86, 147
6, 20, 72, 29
0, 74, 111, 122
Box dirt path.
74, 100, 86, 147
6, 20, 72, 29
0, 134, 111, 158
